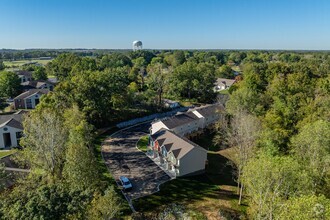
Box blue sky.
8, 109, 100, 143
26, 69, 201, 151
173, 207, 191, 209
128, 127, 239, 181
0, 0, 330, 50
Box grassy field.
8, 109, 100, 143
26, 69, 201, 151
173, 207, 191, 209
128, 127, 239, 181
4, 59, 52, 68
0, 150, 16, 158
136, 135, 149, 152
132, 151, 246, 219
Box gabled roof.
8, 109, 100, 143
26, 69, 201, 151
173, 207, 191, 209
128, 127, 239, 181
191, 104, 223, 118
15, 70, 32, 77
0, 112, 26, 130
152, 129, 207, 159
14, 89, 49, 100
161, 112, 199, 129
47, 77, 59, 84
21, 80, 54, 88
163, 143, 173, 151
215, 78, 236, 87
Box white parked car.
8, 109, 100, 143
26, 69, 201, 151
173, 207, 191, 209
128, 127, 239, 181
119, 176, 132, 190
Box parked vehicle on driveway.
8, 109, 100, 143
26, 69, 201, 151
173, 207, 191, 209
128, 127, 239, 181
119, 176, 132, 190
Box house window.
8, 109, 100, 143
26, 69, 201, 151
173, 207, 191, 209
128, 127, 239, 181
3, 127, 8, 131
16, 132, 23, 139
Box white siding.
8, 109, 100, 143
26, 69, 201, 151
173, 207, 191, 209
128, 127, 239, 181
172, 119, 203, 136
24, 93, 42, 109
151, 121, 169, 134
0, 125, 23, 148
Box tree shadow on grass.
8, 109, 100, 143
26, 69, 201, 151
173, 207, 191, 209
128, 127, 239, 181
206, 153, 236, 186
133, 153, 238, 213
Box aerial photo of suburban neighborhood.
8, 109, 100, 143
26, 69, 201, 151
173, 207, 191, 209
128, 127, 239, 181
0, 0, 329, 219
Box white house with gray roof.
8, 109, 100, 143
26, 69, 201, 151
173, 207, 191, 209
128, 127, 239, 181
0, 111, 26, 148
149, 129, 207, 177
214, 78, 236, 91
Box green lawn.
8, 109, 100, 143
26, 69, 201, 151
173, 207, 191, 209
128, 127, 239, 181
4, 59, 52, 68
132, 152, 246, 219
0, 150, 16, 158
136, 135, 149, 152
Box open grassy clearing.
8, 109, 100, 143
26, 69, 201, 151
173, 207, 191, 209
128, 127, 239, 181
136, 135, 149, 152
4, 59, 52, 67
0, 150, 16, 158
133, 150, 246, 219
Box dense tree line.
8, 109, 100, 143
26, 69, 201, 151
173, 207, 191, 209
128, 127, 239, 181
215, 52, 330, 219
1, 50, 330, 219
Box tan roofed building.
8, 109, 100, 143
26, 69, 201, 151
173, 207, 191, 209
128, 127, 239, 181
149, 129, 207, 177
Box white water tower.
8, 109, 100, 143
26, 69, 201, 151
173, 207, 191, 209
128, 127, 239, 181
132, 40, 143, 51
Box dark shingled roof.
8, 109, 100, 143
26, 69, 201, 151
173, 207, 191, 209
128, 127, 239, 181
0, 112, 26, 130
15, 70, 32, 77
191, 104, 223, 118
21, 80, 55, 88
163, 143, 173, 151
14, 89, 49, 100
161, 112, 199, 129
157, 138, 166, 146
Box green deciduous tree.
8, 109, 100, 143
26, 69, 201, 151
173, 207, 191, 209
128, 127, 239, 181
32, 66, 47, 80
227, 111, 260, 204
146, 63, 170, 108
276, 195, 330, 220
63, 107, 99, 190
242, 152, 312, 219
216, 64, 235, 79
20, 108, 67, 180
87, 186, 122, 219
169, 61, 216, 102
0, 71, 21, 98
46, 53, 81, 80
291, 120, 330, 195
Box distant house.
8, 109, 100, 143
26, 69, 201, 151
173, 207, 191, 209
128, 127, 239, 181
15, 70, 33, 83
151, 104, 222, 137
14, 89, 49, 109
21, 80, 55, 91
47, 77, 59, 84
214, 78, 236, 92
149, 129, 207, 177
163, 99, 180, 109
0, 111, 27, 149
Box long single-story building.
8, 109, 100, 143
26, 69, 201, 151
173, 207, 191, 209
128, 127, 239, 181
149, 129, 207, 177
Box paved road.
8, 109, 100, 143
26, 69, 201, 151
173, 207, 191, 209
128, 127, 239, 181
101, 122, 171, 201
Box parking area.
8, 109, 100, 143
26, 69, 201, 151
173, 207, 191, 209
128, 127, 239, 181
101, 123, 171, 201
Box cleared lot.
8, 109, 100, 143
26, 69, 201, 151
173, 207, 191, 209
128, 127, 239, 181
101, 123, 171, 201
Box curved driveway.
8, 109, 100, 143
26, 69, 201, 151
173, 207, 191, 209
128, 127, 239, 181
101, 122, 171, 201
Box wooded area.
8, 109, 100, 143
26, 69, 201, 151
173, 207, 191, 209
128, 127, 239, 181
0, 50, 329, 219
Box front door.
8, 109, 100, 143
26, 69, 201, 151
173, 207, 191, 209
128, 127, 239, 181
3, 133, 12, 147
35, 99, 40, 106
